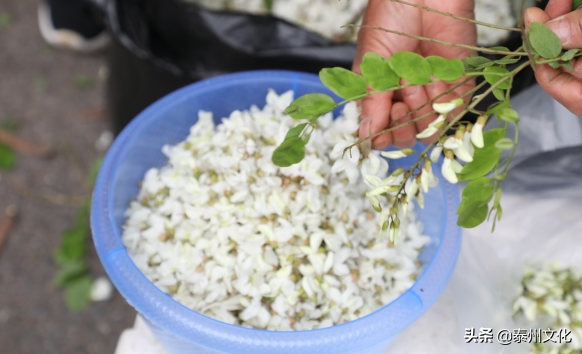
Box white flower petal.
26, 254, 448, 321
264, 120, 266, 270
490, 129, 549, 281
380, 150, 407, 159
429, 146, 443, 163
471, 123, 484, 148
441, 158, 459, 184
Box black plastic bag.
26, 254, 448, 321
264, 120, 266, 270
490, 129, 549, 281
94, 0, 356, 132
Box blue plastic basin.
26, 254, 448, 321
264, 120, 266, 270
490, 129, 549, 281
91, 70, 461, 354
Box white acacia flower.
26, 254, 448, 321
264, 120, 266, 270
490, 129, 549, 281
432, 98, 464, 115
360, 152, 388, 178
419, 163, 438, 194
441, 157, 459, 184
416, 115, 446, 139
463, 131, 475, 157
471, 121, 484, 148
380, 150, 407, 159
443, 136, 473, 163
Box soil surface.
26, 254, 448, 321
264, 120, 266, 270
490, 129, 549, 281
0, 1, 136, 353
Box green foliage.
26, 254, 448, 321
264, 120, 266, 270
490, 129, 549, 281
389, 52, 432, 85
492, 88, 505, 101
35, 77, 48, 92
53, 261, 88, 287
562, 49, 578, 62
457, 178, 494, 228
528, 22, 562, 59
462, 56, 493, 72
285, 93, 336, 119
271, 27, 531, 233
73, 75, 95, 90
426, 56, 464, 82
483, 67, 511, 90
284, 93, 336, 120
498, 108, 519, 123
574, 0, 582, 10
495, 138, 515, 151
319, 68, 368, 99
263, 0, 274, 11
54, 157, 102, 311
0, 144, 15, 169
0, 117, 19, 132
0, 12, 11, 28
64, 276, 92, 312
272, 138, 306, 167
360, 52, 400, 90
458, 128, 506, 182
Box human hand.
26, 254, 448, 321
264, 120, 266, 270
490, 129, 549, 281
525, 0, 582, 116
353, 0, 476, 150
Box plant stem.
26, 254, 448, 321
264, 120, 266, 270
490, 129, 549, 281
343, 24, 529, 56
387, 0, 522, 32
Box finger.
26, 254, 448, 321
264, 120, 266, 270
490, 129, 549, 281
389, 102, 418, 148
546, 9, 582, 49
525, 7, 552, 30
545, 0, 573, 19
400, 84, 439, 145
359, 91, 394, 150
535, 63, 582, 115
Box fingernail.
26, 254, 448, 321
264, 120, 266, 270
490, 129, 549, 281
546, 17, 569, 44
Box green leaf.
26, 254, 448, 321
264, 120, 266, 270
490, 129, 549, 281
87, 158, 103, 187
0, 117, 19, 132
272, 138, 306, 167
457, 202, 489, 228
319, 67, 368, 99
426, 56, 465, 82
574, 0, 582, 10
73, 75, 94, 90
528, 22, 563, 59
492, 88, 505, 101
495, 138, 515, 151
483, 66, 511, 90
462, 56, 493, 71
263, 0, 274, 11
284, 93, 336, 120
53, 261, 88, 287
562, 49, 578, 61
486, 100, 510, 117
0, 144, 15, 169
0, 12, 11, 28
494, 57, 520, 65
498, 108, 519, 123
461, 177, 494, 203
548, 61, 563, 69
64, 276, 92, 312
285, 123, 308, 141
360, 52, 400, 90
489, 46, 510, 53
54, 227, 88, 263
458, 128, 506, 181
389, 51, 432, 85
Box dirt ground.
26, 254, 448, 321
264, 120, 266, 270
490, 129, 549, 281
0, 1, 136, 353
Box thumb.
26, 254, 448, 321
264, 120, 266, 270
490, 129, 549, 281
546, 9, 582, 49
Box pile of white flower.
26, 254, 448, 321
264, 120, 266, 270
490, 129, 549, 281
122, 90, 430, 330
513, 263, 582, 353
183, 0, 516, 46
